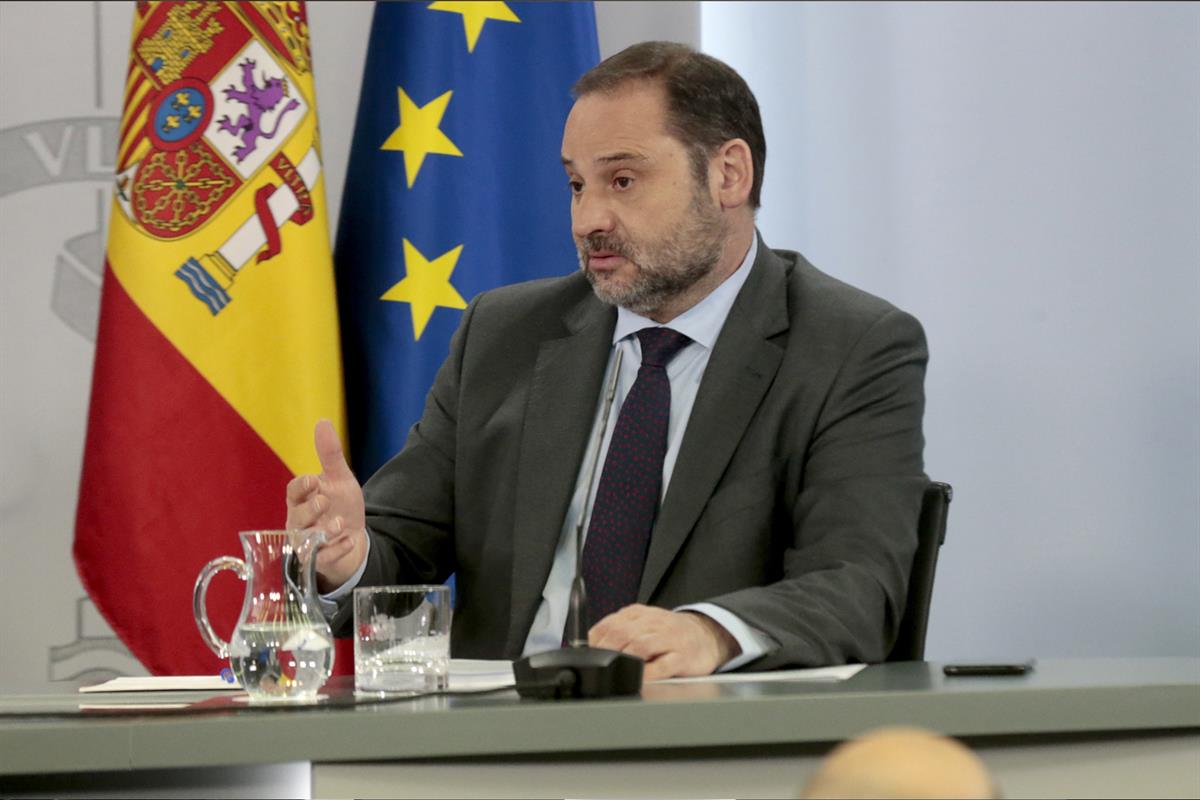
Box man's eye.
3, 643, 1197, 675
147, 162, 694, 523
614, 176, 633, 189
568, 180, 583, 194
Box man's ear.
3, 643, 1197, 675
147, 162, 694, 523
710, 138, 754, 210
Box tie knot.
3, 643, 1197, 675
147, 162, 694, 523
636, 327, 691, 368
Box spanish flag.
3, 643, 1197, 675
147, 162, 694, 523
74, 2, 344, 675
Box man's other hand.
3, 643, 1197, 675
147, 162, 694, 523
588, 604, 740, 681
285, 419, 368, 593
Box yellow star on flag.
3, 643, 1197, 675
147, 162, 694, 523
380, 88, 463, 188
382, 239, 468, 340
428, 1, 521, 53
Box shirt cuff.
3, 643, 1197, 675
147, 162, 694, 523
317, 531, 371, 616
676, 602, 775, 672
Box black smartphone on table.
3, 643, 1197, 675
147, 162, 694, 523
942, 659, 1036, 676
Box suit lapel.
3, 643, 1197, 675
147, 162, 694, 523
639, 241, 790, 601
507, 292, 615, 655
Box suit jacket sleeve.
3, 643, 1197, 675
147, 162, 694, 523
707, 307, 928, 668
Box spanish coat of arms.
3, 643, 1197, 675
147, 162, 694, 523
114, 2, 320, 314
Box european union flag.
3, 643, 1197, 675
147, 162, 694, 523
335, 1, 600, 478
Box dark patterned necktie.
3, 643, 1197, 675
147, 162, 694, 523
579, 327, 692, 631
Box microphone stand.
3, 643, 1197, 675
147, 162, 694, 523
514, 351, 644, 699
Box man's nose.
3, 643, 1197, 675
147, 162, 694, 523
572, 193, 616, 240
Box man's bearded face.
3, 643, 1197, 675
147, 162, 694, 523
562, 81, 731, 317
576, 178, 728, 316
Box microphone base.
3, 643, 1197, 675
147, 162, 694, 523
513, 646, 643, 699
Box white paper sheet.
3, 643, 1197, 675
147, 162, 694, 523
79, 675, 242, 693
654, 664, 866, 684
449, 658, 516, 691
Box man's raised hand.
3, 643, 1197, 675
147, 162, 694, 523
285, 419, 368, 592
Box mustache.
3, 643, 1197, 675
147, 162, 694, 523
579, 233, 634, 260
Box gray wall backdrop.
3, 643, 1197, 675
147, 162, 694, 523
702, 1, 1200, 659
0, 1, 1196, 694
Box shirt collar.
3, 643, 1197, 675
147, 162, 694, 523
612, 234, 758, 350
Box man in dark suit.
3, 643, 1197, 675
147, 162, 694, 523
287, 42, 927, 679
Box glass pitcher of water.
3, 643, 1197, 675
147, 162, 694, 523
193, 530, 334, 702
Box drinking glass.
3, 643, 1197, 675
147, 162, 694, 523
354, 585, 451, 695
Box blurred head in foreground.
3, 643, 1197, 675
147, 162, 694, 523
801, 726, 998, 799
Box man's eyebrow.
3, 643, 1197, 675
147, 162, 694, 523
596, 151, 648, 165
561, 152, 649, 167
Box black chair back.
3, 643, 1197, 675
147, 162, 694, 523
887, 481, 953, 662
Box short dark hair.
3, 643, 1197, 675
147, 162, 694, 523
573, 41, 766, 209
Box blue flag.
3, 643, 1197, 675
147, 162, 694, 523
335, 1, 600, 478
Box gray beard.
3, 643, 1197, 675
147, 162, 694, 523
578, 196, 728, 316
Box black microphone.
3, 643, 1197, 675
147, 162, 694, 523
563, 349, 621, 649
514, 350, 644, 699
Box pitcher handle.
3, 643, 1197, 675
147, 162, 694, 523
192, 556, 250, 659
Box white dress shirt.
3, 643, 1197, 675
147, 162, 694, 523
326, 237, 774, 671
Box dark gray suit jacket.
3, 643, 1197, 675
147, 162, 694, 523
333, 238, 928, 669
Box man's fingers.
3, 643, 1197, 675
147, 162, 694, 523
589, 605, 660, 647
288, 503, 316, 528
317, 535, 351, 559
318, 520, 353, 546
643, 651, 686, 683
614, 603, 652, 621
619, 631, 670, 662
313, 527, 368, 592
315, 536, 353, 569
313, 419, 353, 479
588, 617, 627, 651
317, 527, 365, 561
310, 494, 327, 515
286, 474, 315, 504
287, 493, 331, 529
589, 609, 647, 652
